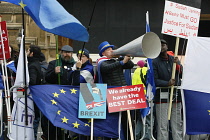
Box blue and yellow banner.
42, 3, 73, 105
30, 85, 119, 138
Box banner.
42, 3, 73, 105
107, 84, 147, 113
182, 37, 210, 134
30, 85, 119, 138
162, 1, 200, 38
0, 21, 10, 59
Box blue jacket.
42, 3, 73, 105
80, 60, 94, 83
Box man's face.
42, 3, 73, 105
102, 47, 113, 58
77, 54, 88, 64
27, 48, 32, 57
161, 43, 168, 53
61, 51, 73, 61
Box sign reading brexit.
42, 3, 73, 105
161, 1, 200, 38
107, 84, 147, 113
0, 21, 10, 59
78, 83, 107, 119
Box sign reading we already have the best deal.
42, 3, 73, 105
107, 84, 147, 113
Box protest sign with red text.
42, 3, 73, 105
162, 1, 200, 38
107, 84, 147, 113
0, 21, 10, 59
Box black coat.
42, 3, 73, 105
28, 57, 42, 85
100, 58, 134, 86
152, 55, 182, 102
45, 59, 80, 85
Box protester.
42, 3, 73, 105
26, 45, 42, 140
44, 45, 81, 140
76, 48, 94, 83
76, 48, 96, 139
39, 52, 49, 84
45, 45, 80, 85
132, 59, 154, 140
77, 48, 103, 109
132, 60, 147, 87
96, 41, 134, 85
27, 45, 42, 85
152, 39, 183, 140
96, 41, 134, 139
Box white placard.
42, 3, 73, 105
161, 1, 201, 39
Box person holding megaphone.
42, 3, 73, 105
96, 41, 134, 140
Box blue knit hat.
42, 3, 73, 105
77, 48, 89, 58
98, 41, 114, 57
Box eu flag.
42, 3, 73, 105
30, 85, 119, 138
2, 0, 89, 42
182, 37, 210, 135
184, 90, 210, 134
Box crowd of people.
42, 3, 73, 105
0, 39, 208, 140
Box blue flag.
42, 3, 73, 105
0, 72, 4, 89
184, 90, 210, 134
140, 12, 156, 118
6, 61, 17, 73
30, 85, 119, 138
2, 0, 89, 42
182, 37, 210, 135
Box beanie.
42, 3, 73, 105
137, 60, 145, 68
77, 48, 89, 58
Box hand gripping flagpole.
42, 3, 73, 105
167, 37, 180, 120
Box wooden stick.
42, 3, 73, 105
127, 110, 134, 140
168, 37, 180, 120
91, 118, 94, 140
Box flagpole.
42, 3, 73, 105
127, 110, 134, 140
21, 8, 28, 125
90, 118, 94, 140
80, 0, 97, 60
167, 37, 180, 120
145, 11, 156, 140
55, 35, 60, 85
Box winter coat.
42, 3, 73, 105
80, 60, 94, 83
45, 58, 79, 85
28, 57, 42, 85
152, 54, 182, 103
100, 58, 134, 86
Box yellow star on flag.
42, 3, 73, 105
85, 123, 90, 127
19, 0, 26, 8
72, 121, 80, 128
60, 89, 66, 94
57, 110, 61, 115
61, 116, 69, 123
50, 100, 57, 105
70, 88, 77, 94
52, 92, 59, 98
87, 119, 91, 123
